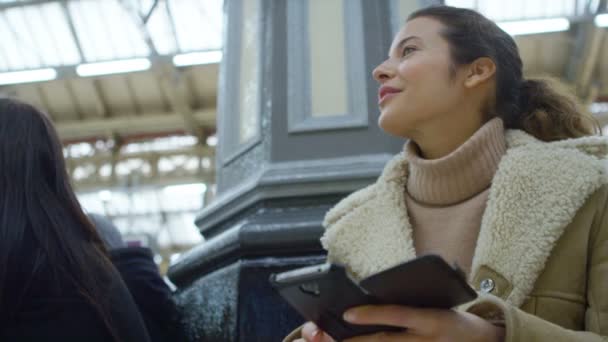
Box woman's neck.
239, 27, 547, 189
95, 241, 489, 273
411, 114, 485, 160
405, 117, 506, 205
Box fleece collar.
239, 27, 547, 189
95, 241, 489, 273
320, 130, 608, 307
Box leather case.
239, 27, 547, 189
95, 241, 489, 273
270, 254, 477, 341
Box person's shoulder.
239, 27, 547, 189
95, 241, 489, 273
506, 129, 608, 159
323, 183, 378, 228
323, 152, 408, 228
504, 130, 608, 183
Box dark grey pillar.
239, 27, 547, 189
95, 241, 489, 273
167, 1, 431, 340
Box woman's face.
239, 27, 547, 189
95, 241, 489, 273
373, 17, 469, 139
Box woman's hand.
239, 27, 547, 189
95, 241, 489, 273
296, 305, 505, 342
342, 305, 504, 342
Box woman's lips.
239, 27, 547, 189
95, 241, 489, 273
379, 92, 399, 105
378, 86, 402, 104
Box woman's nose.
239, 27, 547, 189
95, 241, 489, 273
372, 60, 395, 83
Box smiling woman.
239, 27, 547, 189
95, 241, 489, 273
372, 11, 595, 159
286, 4, 607, 342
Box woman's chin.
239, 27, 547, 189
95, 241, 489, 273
377, 111, 391, 129
378, 112, 406, 137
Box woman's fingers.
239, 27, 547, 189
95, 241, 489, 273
343, 305, 445, 334
301, 321, 319, 341
344, 306, 505, 342
345, 331, 421, 342
300, 321, 335, 342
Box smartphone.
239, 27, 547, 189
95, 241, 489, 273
270, 255, 477, 341
270, 263, 402, 340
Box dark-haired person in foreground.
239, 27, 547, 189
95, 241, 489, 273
289, 5, 607, 342
0, 98, 150, 341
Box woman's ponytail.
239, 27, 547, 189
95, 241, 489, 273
516, 78, 600, 141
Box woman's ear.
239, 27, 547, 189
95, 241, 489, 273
464, 57, 496, 88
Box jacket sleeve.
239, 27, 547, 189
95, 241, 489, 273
465, 186, 608, 342
110, 247, 184, 342
465, 294, 606, 341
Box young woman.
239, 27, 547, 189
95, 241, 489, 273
0, 98, 151, 341
290, 5, 607, 342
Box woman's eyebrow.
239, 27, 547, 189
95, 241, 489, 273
390, 36, 422, 56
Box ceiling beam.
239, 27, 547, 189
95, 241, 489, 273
565, 4, 606, 102
119, 0, 159, 56
124, 75, 143, 115
116, 1, 203, 138
68, 145, 215, 164
63, 79, 85, 120
56, 108, 216, 141
164, 0, 181, 51
60, 0, 85, 62
91, 79, 110, 118
74, 173, 216, 193
0, 0, 176, 13
0, 0, 64, 11
68, 145, 216, 192
0, 55, 219, 80
578, 28, 604, 102
35, 83, 55, 120
157, 64, 201, 137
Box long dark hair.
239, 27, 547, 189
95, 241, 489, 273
0, 98, 117, 338
408, 6, 600, 141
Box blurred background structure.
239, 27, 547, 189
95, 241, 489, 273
0, 0, 223, 272
0, 0, 607, 340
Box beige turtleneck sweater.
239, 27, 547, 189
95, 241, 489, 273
405, 118, 506, 276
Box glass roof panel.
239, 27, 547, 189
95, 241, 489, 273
45, 5, 81, 66
0, 0, 223, 72
68, 0, 150, 62
0, 12, 23, 70
0, 2, 81, 72
147, 1, 178, 55
2, 7, 42, 70
27, 3, 80, 66
169, 0, 223, 53
68, 1, 112, 61
0, 0, 36, 4
446, 0, 578, 20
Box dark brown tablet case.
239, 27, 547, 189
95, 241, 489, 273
270, 254, 477, 341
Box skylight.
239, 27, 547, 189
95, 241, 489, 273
445, 0, 579, 21
0, 0, 223, 73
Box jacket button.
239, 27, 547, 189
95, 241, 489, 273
480, 278, 495, 293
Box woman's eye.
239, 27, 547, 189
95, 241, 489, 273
402, 47, 416, 56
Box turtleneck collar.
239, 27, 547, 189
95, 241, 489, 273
405, 117, 506, 206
